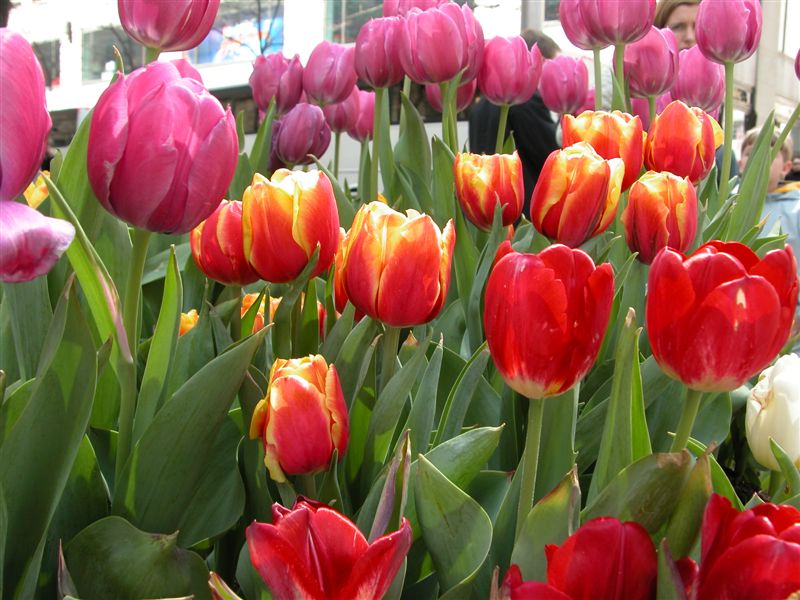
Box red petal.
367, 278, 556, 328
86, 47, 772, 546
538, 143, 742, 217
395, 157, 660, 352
308, 507, 369, 595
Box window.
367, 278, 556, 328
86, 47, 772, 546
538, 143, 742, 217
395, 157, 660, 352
82, 27, 145, 82
33, 40, 60, 88
326, 0, 382, 43
544, 0, 560, 21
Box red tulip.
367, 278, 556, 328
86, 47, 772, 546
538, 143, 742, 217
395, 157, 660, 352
646, 241, 798, 392
559, 0, 607, 50
454, 151, 524, 231
477, 36, 542, 106
539, 56, 589, 115
323, 86, 361, 134
246, 499, 412, 600
346, 90, 375, 142
117, 0, 219, 52
696, 0, 762, 64
619, 27, 680, 98
272, 102, 331, 166
249, 53, 304, 115
484, 244, 614, 399
670, 46, 725, 113
424, 79, 476, 113
578, 0, 656, 46
303, 41, 357, 107
355, 17, 405, 89
500, 565, 570, 599
383, 0, 446, 17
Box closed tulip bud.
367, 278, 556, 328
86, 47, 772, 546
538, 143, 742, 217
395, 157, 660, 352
87, 61, 238, 234
478, 36, 542, 106
696, 0, 762, 64
745, 354, 800, 471
249, 53, 303, 115
454, 151, 524, 231
425, 79, 476, 113
562, 110, 644, 191
303, 41, 356, 106
530, 142, 624, 248
0, 30, 52, 202
322, 86, 361, 134
619, 27, 680, 98
355, 17, 405, 89
485, 244, 614, 398
539, 56, 589, 115
670, 46, 725, 113
243, 169, 339, 283
179, 309, 199, 336
190, 200, 259, 286
647, 241, 799, 392
559, 0, 607, 50
621, 171, 698, 264
118, 0, 219, 52
335, 202, 455, 327
644, 100, 722, 183
579, 0, 656, 46
346, 90, 375, 142
249, 356, 348, 482
272, 103, 331, 166
383, 0, 446, 17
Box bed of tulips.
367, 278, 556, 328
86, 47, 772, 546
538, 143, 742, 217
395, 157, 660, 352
2, 0, 800, 599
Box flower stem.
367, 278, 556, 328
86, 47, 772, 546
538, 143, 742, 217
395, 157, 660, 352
145, 46, 161, 64
229, 285, 242, 341
516, 398, 545, 539
333, 131, 341, 180
593, 48, 603, 110
648, 95, 656, 124
718, 61, 735, 204
369, 87, 384, 202
439, 81, 452, 150
298, 473, 317, 499
495, 104, 510, 154
670, 388, 703, 452
380, 325, 402, 392
614, 43, 629, 112
771, 101, 800, 162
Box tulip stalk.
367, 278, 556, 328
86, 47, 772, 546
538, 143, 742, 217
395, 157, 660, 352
717, 62, 735, 204
516, 398, 545, 538
380, 325, 402, 391
614, 44, 630, 112
495, 104, 510, 154
370, 88, 386, 202
333, 131, 341, 179
145, 46, 161, 64
593, 48, 603, 110
647, 95, 656, 124
770, 101, 800, 162
670, 388, 704, 452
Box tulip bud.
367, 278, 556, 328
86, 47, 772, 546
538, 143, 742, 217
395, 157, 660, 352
272, 103, 331, 166
621, 171, 698, 264
619, 27, 680, 98
539, 56, 589, 115
696, 0, 762, 64
179, 309, 199, 336
559, 0, 607, 50
670, 46, 725, 113
249, 355, 348, 482
322, 86, 361, 134
242, 169, 340, 283
24, 172, 49, 209
87, 61, 238, 234
644, 100, 722, 183
355, 17, 405, 89
249, 53, 304, 115
530, 142, 624, 248
425, 79, 476, 113
477, 36, 542, 106
578, 0, 656, 46
118, 0, 219, 52
745, 354, 800, 471
346, 90, 375, 142
0, 29, 52, 202
303, 41, 357, 106
454, 152, 524, 231
383, 0, 446, 17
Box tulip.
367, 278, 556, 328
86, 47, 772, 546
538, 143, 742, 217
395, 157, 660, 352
578, 0, 656, 46
539, 56, 589, 115
87, 61, 238, 234
619, 27, 679, 98
484, 244, 614, 398
644, 100, 722, 183
117, 0, 219, 52
670, 46, 725, 113
0, 29, 52, 202
179, 309, 199, 336
454, 151, 524, 231
23, 171, 49, 209
424, 79, 476, 113
249, 356, 348, 482
562, 110, 643, 191
190, 199, 259, 286
0, 201, 74, 283
796, 48, 800, 80
530, 142, 624, 248
499, 565, 570, 599
322, 86, 361, 134
477, 36, 542, 106
249, 53, 304, 115
558, 0, 607, 50
242, 169, 339, 283
246, 499, 412, 600
383, 0, 446, 17
745, 353, 800, 471
646, 241, 798, 392
346, 90, 375, 142
241, 293, 327, 338
696, 0, 762, 64
621, 171, 698, 264
334, 202, 455, 327
170, 57, 203, 82
272, 102, 331, 166
303, 41, 357, 107
355, 17, 405, 89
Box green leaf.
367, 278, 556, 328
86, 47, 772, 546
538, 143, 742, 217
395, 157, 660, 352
407, 337, 444, 457
293, 276, 320, 357
770, 438, 800, 498
377, 86, 396, 197
249, 98, 276, 178
228, 110, 254, 201
452, 205, 479, 313
271, 248, 319, 359
320, 302, 355, 363
314, 157, 356, 228
665, 451, 712, 558
0, 379, 33, 447
534, 386, 580, 502
1, 278, 52, 380
241, 286, 267, 341
686, 438, 743, 510
333, 313, 378, 407
237, 369, 273, 523
394, 91, 431, 190
434, 342, 490, 445
358, 140, 371, 204
656, 539, 689, 600
431, 137, 455, 228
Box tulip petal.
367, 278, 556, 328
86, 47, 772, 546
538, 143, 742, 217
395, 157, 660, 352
308, 507, 369, 594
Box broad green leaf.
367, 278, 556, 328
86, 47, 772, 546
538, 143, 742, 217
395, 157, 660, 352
334, 313, 378, 407
406, 337, 443, 457
770, 439, 800, 498
377, 86, 396, 197
141, 242, 190, 285
1, 278, 51, 380
237, 369, 272, 523
452, 206, 479, 314
394, 91, 431, 190
686, 438, 743, 510
434, 342, 490, 445
249, 98, 276, 178
313, 157, 356, 228
665, 451, 712, 558
0, 379, 33, 447
320, 302, 355, 363
431, 136, 455, 228
165, 296, 216, 399
534, 386, 580, 503
271, 249, 318, 358
241, 286, 267, 341
293, 276, 320, 356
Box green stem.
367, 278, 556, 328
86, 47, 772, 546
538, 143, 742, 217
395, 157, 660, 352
516, 398, 545, 539
771, 101, 800, 162
614, 43, 629, 112
495, 104, 510, 154
298, 473, 317, 499
115, 362, 137, 481
369, 87, 384, 202
229, 285, 242, 341
400, 76, 412, 131
145, 46, 161, 64
768, 470, 785, 500
380, 325, 402, 392
439, 81, 452, 150
670, 388, 703, 452
333, 131, 341, 180
718, 61, 735, 204
593, 48, 603, 110
648, 95, 656, 125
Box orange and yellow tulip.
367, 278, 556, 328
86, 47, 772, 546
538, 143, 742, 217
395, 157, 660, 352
179, 309, 199, 336
454, 151, 524, 231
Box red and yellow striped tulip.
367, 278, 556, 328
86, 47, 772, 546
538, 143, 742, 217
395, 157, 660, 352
454, 151, 524, 231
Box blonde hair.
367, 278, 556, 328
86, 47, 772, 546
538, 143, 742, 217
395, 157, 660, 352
741, 128, 794, 162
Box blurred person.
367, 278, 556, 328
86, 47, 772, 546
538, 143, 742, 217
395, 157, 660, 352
787, 155, 800, 181
654, 0, 699, 50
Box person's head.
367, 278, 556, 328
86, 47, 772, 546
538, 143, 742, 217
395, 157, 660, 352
792, 156, 800, 173
654, 0, 700, 50
521, 29, 560, 59
739, 128, 794, 192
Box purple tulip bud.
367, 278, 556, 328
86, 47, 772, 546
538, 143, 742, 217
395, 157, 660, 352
425, 79, 476, 113
696, 0, 762, 64
347, 90, 376, 142
620, 27, 680, 98
478, 36, 542, 106
355, 17, 405, 89
670, 46, 725, 113
323, 86, 361, 134
249, 53, 303, 115
117, 0, 220, 53
383, 0, 446, 17
579, 0, 656, 46
559, 0, 607, 50
539, 56, 589, 115
87, 61, 238, 234
0, 201, 74, 283
274, 103, 331, 166
796, 48, 800, 80
303, 41, 357, 107
0, 29, 52, 202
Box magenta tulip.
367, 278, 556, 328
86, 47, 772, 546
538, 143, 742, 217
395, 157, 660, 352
249, 53, 303, 115
117, 0, 219, 52
383, 0, 446, 17
539, 56, 589, 115
347, 90, 375, 142
171, 57, 203, 82
355, 17, 405, 89
273, 103, 331, 166
303, 41, 357, 107
696, 0, 762, 64
0, 29, 52, 203
670, 46, 725, 113
620, 27, 679, 98
323, 86, 361, 134
87, 61, 237, 234
477, 36, 542, 106
425, 79, 476, 113
559, 0, 607, 50
795, 48, 800, 80
579, 0, 656, 46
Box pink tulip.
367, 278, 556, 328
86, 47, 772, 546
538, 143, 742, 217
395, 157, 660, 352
273, 103, 331, 166
796, 48, 800, 80
117, 0, 219, 52
619, 27, 680, 98
425, 79, 476, 113
0, 29, 52, 202
559, 0, 608, 50
579, 0, 656, 46
670, 46, 725, 113
171, 58, 203, 82
383, 0, 446, 17
539, 56, 589, 115
249, 53, 303, 115
303, 41, 357, 107
87, 61, 238, 234
347, 90, 375, 142
696, 0, 762, 64
440, 2, 484, 83
355, 17, 405, 88
322, 86, 361, 134
478, 36, 542, 106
